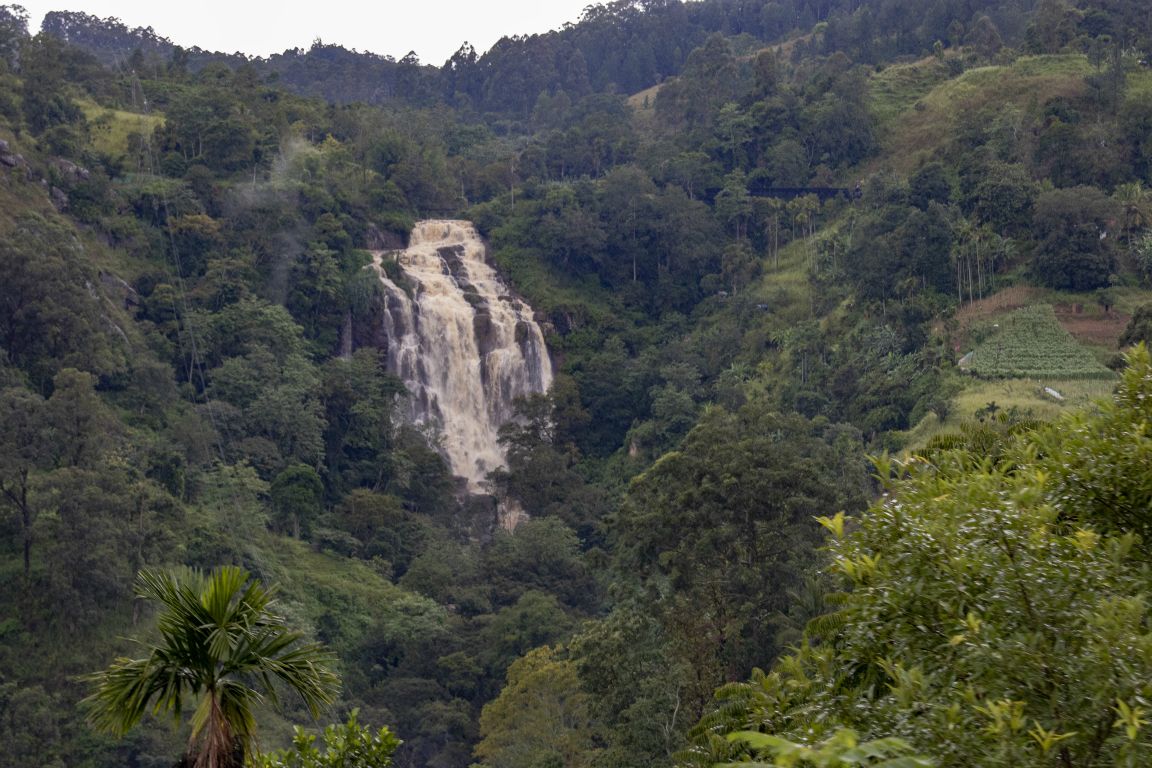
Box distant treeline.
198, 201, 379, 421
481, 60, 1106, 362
37, 0, 1150, 116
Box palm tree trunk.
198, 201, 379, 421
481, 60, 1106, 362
195, 692, 240, 768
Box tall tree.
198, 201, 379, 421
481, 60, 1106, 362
474, 646, 601, 768
1031, 185, 1117, 291
611, 403, 869, 728
0, 386, 47, 579
84, 567, 340, 768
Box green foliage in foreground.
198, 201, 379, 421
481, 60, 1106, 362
252, 710, 399, 768
967, 304, 1113, 380
683, 347, 1152, 768
475, 646, 600, 768
723, 729, 932, 767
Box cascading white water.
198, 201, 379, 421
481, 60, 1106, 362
369, 220, 553, 492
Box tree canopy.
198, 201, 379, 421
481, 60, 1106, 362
682, 348, 1152, 768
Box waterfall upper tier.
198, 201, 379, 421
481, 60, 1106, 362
369, 220, 553, 491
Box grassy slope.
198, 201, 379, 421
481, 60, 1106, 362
870, 53, 1093, 174
0, 158, 55, 218
627, 85, 661, 133
79, 99, 164, 158
1, 107, 163, 287
900, 376, 1116, 447
868, 55, 955, 126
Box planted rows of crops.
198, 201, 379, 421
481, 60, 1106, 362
967, 305, 1115, 380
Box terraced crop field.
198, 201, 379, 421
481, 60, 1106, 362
966, 304, 1115, 379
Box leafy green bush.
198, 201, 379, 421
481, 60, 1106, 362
252, 710, 399, 768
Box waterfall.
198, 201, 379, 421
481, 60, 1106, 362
369, 220, 553, 492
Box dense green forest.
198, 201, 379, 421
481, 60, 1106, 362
2, 0, 1152, 766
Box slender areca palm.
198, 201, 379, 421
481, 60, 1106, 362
1116, 181, 1150, 246
84, 566, 341, 768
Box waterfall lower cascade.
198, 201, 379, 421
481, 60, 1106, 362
369, 220, 553, 493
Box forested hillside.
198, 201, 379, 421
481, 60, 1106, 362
2, 0, 1152, 766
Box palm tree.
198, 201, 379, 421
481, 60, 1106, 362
84, 566, 341, 768
1116, 181, 1150, 246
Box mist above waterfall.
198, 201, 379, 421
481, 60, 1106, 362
370, 220, 553, 491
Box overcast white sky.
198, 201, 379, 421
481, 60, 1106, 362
19, 1, 597, 65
